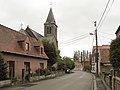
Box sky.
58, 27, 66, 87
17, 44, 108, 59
0, 0, 119, 57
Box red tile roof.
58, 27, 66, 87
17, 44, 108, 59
0, 24, 48, 59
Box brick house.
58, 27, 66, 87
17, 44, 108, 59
0, 24, 48, 80
74, 60, 83, 70
91, 45, 111, 75
99, 45, 112, 75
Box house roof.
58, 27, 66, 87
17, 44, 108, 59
85, 58, 90, 62
0, 24, 48, 59
115, 25, 120, 35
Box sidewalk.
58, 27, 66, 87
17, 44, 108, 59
96, 77, 106, 90
93, 75, 111, 90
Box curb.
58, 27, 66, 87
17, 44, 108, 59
91, 74, 97, 90
93, 75, 97, 90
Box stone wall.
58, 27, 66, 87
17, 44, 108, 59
0, 80, 11, 88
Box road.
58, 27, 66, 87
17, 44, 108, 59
3, 71, 93, 90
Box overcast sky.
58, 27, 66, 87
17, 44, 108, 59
0, 0, 119, 57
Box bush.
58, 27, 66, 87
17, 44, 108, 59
49, 66, 56, 71
83, 64, 91, 72
63, 57, 75, 70
35, 69, 51, 76
57, 60, 66, 71
0, 52, 8, 80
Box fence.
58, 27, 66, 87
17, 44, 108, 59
113, 77, 120, 90
102, 70, 120, 90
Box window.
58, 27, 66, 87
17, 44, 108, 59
40, 63, 44, 69
41, 47, 43, 54
47, 27, 51, 34
26, 43, 29, 51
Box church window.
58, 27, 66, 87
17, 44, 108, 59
47, 27, 51, 34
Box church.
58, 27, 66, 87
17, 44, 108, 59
20, 8, 58, 49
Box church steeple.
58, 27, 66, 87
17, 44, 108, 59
46, 8, 56, 23
44, 8, 58, 48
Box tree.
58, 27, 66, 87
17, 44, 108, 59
42, 39, 58, 67
0, 52, 8, 80
57, 59, 66, 71
63, 57, 75, 70
81, 52, 83, 63
83, 63, 91, 72
110, 36, 120, 69
73, 51, 81, 61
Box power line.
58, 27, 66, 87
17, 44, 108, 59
59, 33, 90, 44
98, 0, 115, 30
97, 0, 111, 29
59, 35, 90, 46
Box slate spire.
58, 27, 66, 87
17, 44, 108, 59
46, 8, 56, 23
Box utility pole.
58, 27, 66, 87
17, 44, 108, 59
94, 21, 99, 77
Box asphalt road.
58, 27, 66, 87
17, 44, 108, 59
2, 71, 93, 90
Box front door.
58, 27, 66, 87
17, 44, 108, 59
8, 61, 15, 80
24, 62, 30, 81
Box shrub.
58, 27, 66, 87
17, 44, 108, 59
35, 68, 51, 76
83, 64, 91, 72
0, 52, 8, 80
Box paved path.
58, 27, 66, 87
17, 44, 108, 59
96, 77, 106, 90
2, 71, 93, 90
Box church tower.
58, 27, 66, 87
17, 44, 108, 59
44, 8, 58, 48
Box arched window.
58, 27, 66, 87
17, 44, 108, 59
47, 27, 51, 34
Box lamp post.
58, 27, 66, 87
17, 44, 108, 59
94, 21, 99, 77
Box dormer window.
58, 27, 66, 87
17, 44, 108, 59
41, 47, 43, 54
26, 43, 29, 51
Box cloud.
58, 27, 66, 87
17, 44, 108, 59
0, 0, 120, 57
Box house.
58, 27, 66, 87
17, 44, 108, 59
115, 25, 120, 37
99, 45, 112, 75
74, 60, 83, 70
0, 24, 48, 80
84, 58, 90, 65
91, 45, 111, 75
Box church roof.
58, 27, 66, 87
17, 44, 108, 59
19, 28, 26, 35
46, 8, 56, 23
20, 26, 43, 40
